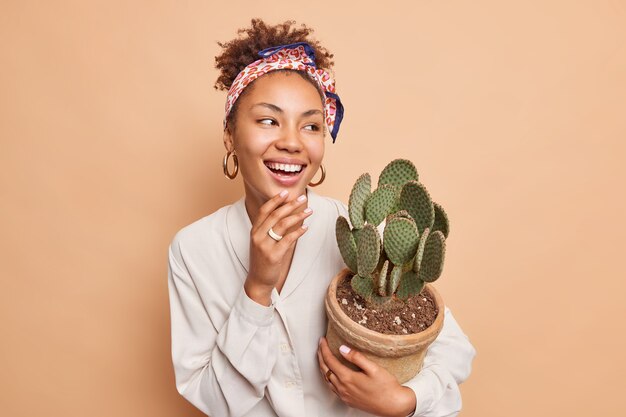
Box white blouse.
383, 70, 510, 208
167, 187, 476, 417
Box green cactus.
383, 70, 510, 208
396, 270, 425, 300
384, 216, 419, 266
387, 264, 404, 295
335, 216, 357, 272
377, 259, 390, 297
432, 202, 450, 238
364, 184, 396, 226
418, 231, 446, 283
335, 158, 450, 310
378, 159, 418, 213
378, 159, 418, 189
413, 228, 430, 273
390, 210, 413, 221
351, 274, 374, 299
398, 180, 434, 235
348, 173, 371, 229
355, 224, 380, 278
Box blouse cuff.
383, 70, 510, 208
234, 285, 276, 327
402, 370, 436, 416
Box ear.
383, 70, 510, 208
223, 126, 234, 153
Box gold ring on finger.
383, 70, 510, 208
268, 227, 283, 242
325, 369, 333, 383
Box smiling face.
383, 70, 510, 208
223, 70, 326, 210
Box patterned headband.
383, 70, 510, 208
223, 41, 344, 143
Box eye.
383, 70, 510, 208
304, 124, 321, 132
258, 118, 277, 126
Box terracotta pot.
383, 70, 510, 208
324, 268, 445, 384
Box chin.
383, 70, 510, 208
260, 167, 309, 199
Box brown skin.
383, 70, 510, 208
317, 337, 417, 417
223, 70, 416, 416
223, 71, 325, 234
223, 71, 324, 304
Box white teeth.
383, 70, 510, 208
266, 162, 303, 172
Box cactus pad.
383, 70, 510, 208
378, 159, 418, 189
356, 224, 381, 277
348, 173, 371, 229
413, 227, 430, 273
364, 184, 397, 226
386, 210, 413, 223
352, 228, 362, 247
432, 201, 450, 238
351, 274, 374, 299
376, 259, 389, 296
383, 217, 419, 266
399, 180, 435, 234
388, 186, 403, 214
387, 264, 404, 295
336, 216, 358, 273
396, 270, 425, 300
418, 231, 446, 283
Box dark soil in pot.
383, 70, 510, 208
335, 272, 438, 335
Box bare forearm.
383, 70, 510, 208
244, 276, 274, 306
386, 386, 416, 417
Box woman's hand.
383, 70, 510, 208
317, 337, 417, 417
245, 190, 313, 305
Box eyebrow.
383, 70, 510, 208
250, 102, 323, 117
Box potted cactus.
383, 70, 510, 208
324, 159, 450, 383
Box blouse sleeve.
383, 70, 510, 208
167, 242, 280, 417
401, 306, 477, 417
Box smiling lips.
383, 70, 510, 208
264, 161, 306, 186
265, 161, 304, 173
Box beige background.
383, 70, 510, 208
1, 0, 625, 416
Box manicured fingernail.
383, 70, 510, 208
339, 345, 351, 355
297, 194, 307, 202
304, 207, 312, 213
319, 337, 322, 346
280, 190, 288, 197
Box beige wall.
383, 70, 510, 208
1, 1, 625, 416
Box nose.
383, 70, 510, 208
274, 122, 304, 153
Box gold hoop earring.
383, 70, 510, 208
223, 151, 238, 179
308, 164, 325, 187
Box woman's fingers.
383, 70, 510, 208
317, 347, 328, 377
275, 215, 312, 250
318, 337, 349, 381
317, 346, 341, 396
271, 207, 312, 238
336, 344, 378, 376
246, 190, 311, 289
258, 192, 309, 235
254, 190, 289, 228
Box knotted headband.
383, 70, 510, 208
223, 41, 344, 143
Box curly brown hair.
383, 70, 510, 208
214, 18, 335, 132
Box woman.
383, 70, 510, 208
167, 19, 476, 417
